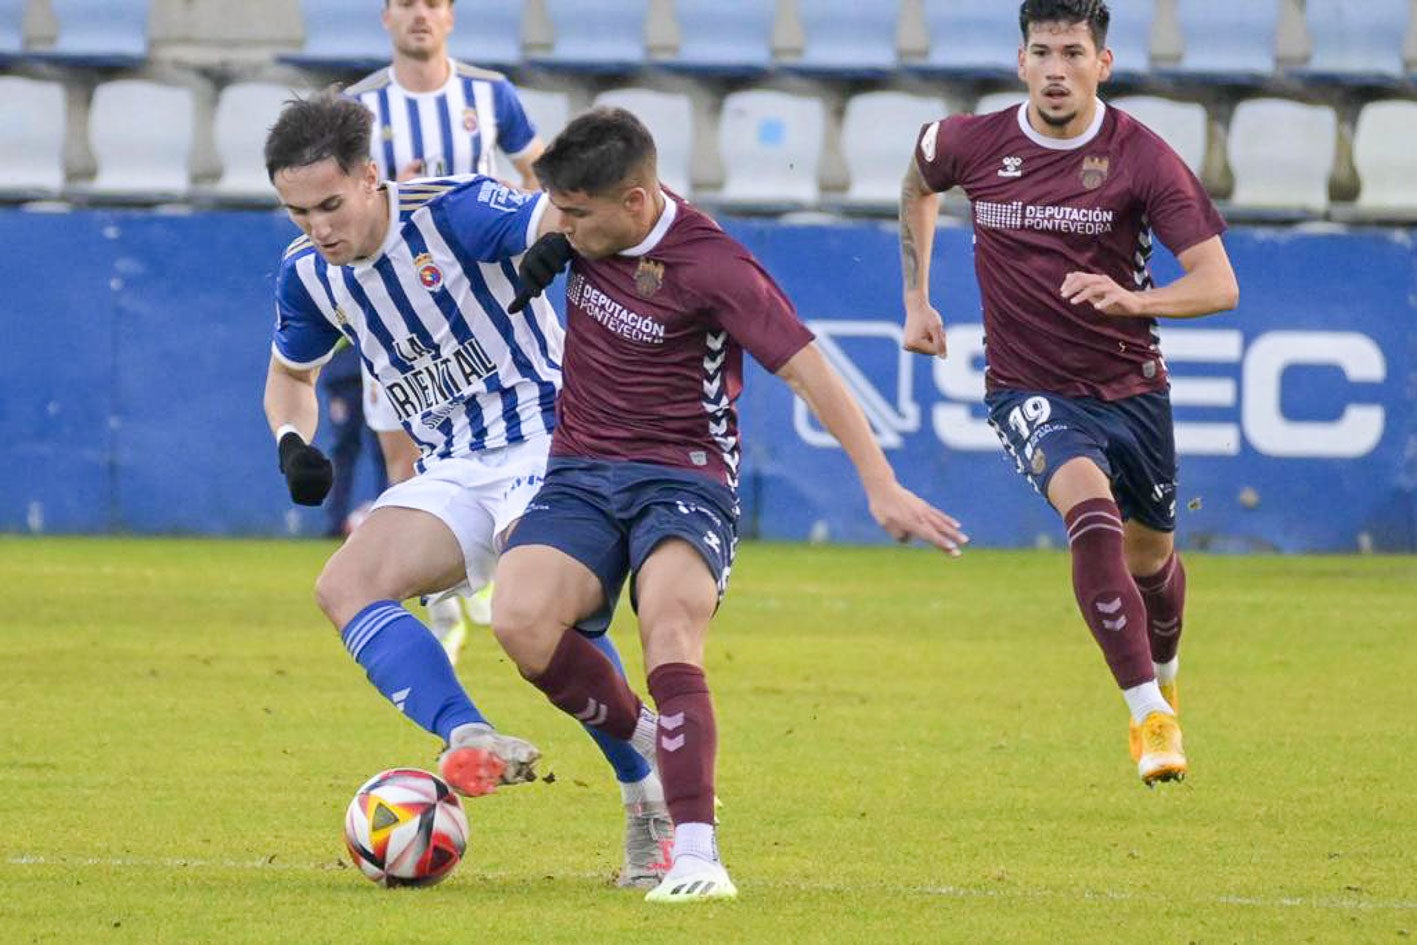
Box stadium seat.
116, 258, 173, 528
972, 91, 1026, 115
0, 77, 66, 199
592, 88, 694, 196
29, 0, 147, 67
669, 0, 773, 75
1352, 100, 1417, 217
210, 83, 300, 204
1297, 0, 1409, 85
791, 0, 898, 77
716, 90, 825, 211
446, 0, 522, 69
915, 1, 1021, 79
281, 0, 387, 70
1110, 96, 1207, 172
0, 0, 23, 60
513, 88, 571, 145
536, 0, 647, 72
1104, 1, 1153, 76
1227, 98, 1335, 216
1164, 0, 1279, 83
82, 80, 194, 202
839, 92, 950, 211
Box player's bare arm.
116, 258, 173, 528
776, 344, 968, 556
1060, 235, 1240, 319
899, 158, 948, 358
263, 355, 321, 441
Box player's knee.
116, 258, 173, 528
489, 590, 551, 663
314, 555, 376, 628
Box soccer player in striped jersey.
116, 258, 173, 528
346, 0, 548, 655
489, 108, 969, 902
899, 0, 1240, 785
261, 93, 672, 888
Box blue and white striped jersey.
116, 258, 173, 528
346, 60, 537, 181
273, 176, 563, 471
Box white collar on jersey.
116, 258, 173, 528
351, 182, 403, 269
1014, 97, 1108, 151
388, 57, 458, 98
617, 189, 678, 258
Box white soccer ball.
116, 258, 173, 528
343, 768, 469, 887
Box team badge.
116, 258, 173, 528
634, 258, 665, 298
462, 108, 479, 134
413, 252, 444, 291
381, 125, 394, 142
1080, 155, 1110, 190
333, 306, 348, 326
1031, 448, 1048, 477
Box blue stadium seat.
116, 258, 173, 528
914, 0, 1020, 80
790, 0, 898, 77
535, 0, 647, 73
669, 0, 772, 76
28, 0, 147, 67
0, 0, 23, 61
281, 0, 387, 71
1163, 0, 1279, 84
446, 0, 522, 70
1297, 0, 1409, 86
1104, 1, 1152, 77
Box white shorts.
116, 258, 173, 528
369, 435, 549, 596
361, 365, 402, 433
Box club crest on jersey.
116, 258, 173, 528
1081, 155, 1110, 190
413, 252, 444, 291
634, 258, 665, 298
998, 156, 1024, 178
381, 125, 394, 142
462, 108, 479, 134
333, 306, 348, 326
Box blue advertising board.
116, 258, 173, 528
0, 208, 1412, 551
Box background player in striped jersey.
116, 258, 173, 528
490, 108, 969, 902
346, 0, 549, 656
260, 92, 672, 888
899, 0, 1239, 785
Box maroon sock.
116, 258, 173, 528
528, 630, 642, 741
1065, 498, 1153, 689
647, 662, 717, 826
1134, 551, 1186, 665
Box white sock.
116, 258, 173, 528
1154, 656, 1180, 686
620, 772, 665, 807
448, 721, 492, 745
1122, 680, 1175, 724
426, 597, 464, 639
631, 705, 658, 761
671, 822, 718, 864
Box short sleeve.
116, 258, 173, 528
1142, 144, 1227, 256
493, 81, 538, 158
914, 115, 961, 194
431, 178, 548, 263
272, 256, 343, 369
698, 245, 815, 372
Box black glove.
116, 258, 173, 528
508, 233, 573, 313
277, 431, 333, 506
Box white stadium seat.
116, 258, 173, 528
1228, 98, 1336, 214
841, 91, 949, 210
212, 82, 303, 204
1111, 96, 1207, 173
1353, 100, 1417, 216
512, 89, 571, 147
716, 90, 825, 210
84, 80, 194, 201
972, 92, 1026, 115
592, 88, 694, 196
0, 77, 66, 199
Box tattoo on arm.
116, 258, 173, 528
900, 164, 925, 291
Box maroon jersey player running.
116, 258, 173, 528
491, 107, 969, 902
901, 0, 1239, 785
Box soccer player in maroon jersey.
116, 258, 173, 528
900, 0, 1239, 786
489, 107, 969, 901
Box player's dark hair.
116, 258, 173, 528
1019, 0, 1110, 50
264, 90, 373, 182
533, 107, 658, 196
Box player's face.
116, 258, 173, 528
547, 186, 650, 260
275, 158, 385, 266
1018, 20, 1113, 137
383, 0, 454, 61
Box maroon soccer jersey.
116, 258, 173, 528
915, 101, 1227, 400
551, 193, 815, 486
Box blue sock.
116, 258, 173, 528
583, 631, 652, 784
341, 601, 486, 743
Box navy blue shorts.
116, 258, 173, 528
503, 457, 740, 634
985, 388, 1178, 532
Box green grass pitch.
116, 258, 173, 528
1, 537, 1414, 943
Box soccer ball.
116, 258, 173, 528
343, 768, 468, 887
